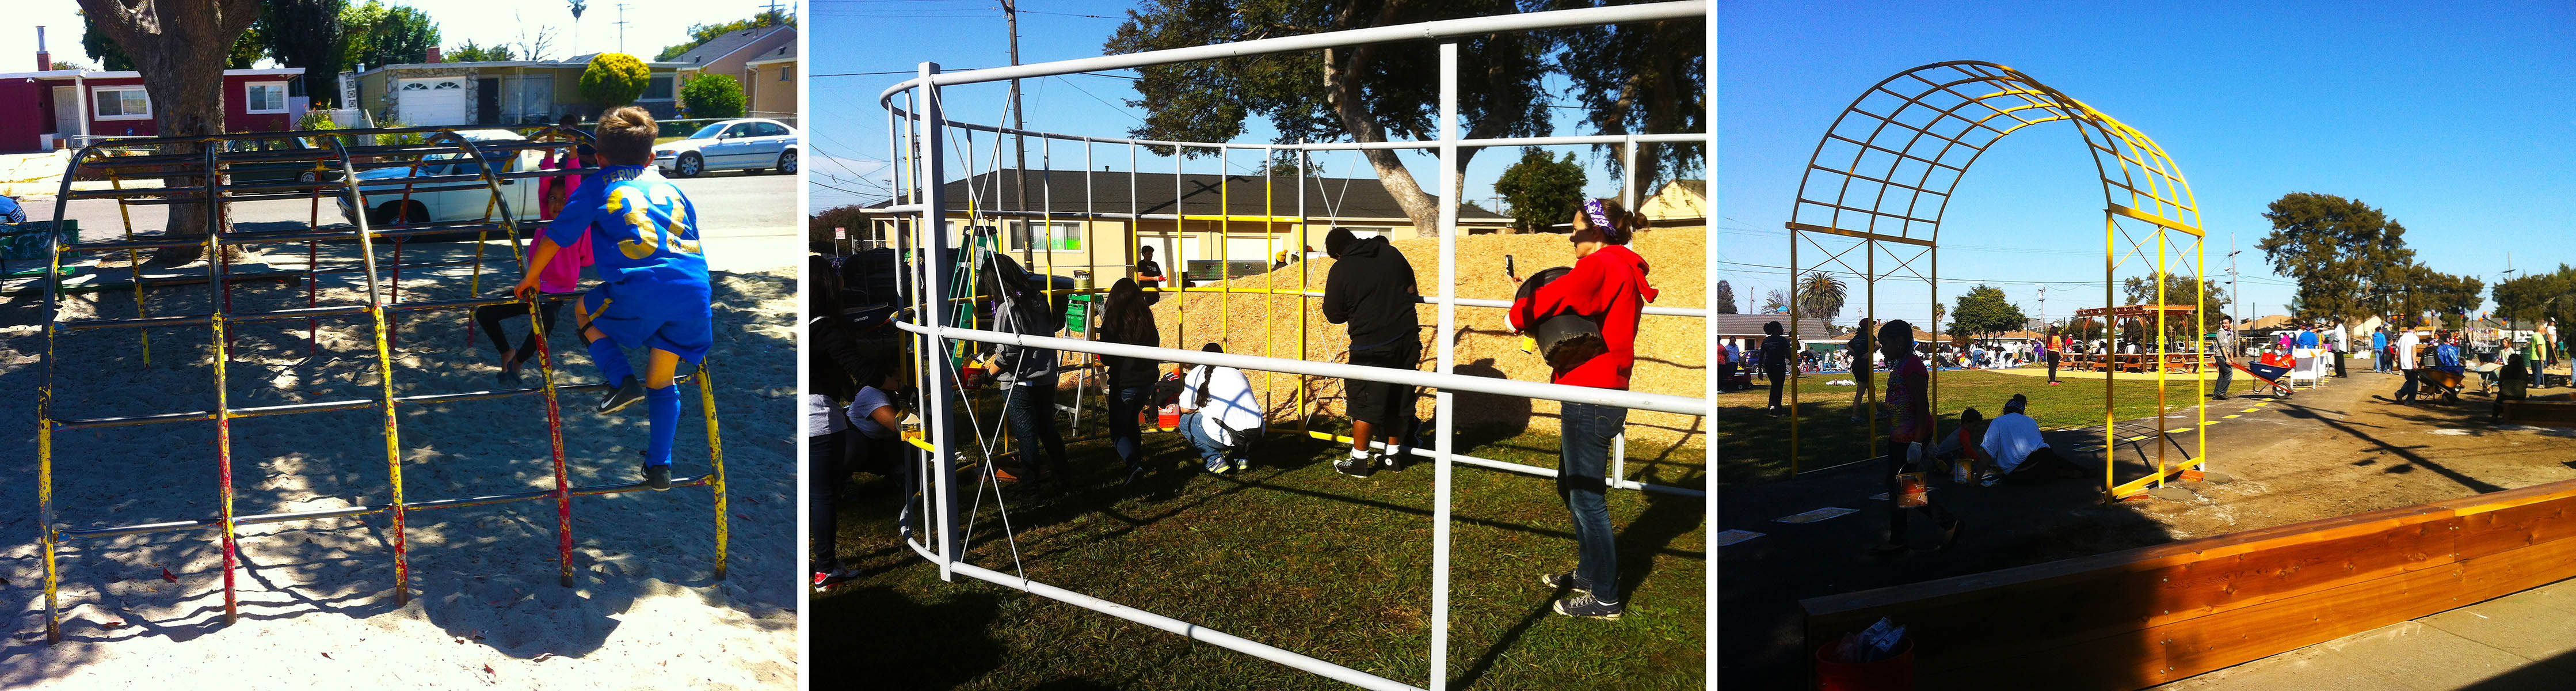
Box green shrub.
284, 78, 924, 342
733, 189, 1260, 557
580, 53, 651, 107
679, 74, 746, 119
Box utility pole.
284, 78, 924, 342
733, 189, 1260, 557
2228, 229, 2240, 325
1004, 0, 1030, 264
615, 4, 630, 55
2037, 284, 2047, 331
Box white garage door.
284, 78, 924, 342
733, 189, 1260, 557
397, 78, 469, 126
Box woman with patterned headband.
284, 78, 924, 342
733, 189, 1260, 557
1508, 197, 1659, 620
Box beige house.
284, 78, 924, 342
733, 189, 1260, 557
1637, 178, 1706, 225
341, 53, 691, 126
672, 26, 797, 124
859, 169, 1511, 281
741, 43, 798, 123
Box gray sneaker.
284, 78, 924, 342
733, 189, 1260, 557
1540, 571, 1592, 594
596, 377, 646, 415
1552, 593, 1623, 620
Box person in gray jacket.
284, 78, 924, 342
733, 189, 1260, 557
988, 269, 1069, 489
2211, 317, 2239, 400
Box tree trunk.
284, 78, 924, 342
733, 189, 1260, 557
78, 0, 262, 267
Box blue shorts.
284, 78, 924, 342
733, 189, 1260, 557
581, 284, 713, 363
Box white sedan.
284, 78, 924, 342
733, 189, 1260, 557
653, 118, 799, 178
341, 129, 552, 226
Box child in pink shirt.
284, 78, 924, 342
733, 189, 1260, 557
475, 142, 596, 385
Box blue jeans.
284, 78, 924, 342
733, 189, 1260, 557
1110, 385, 1154, 469
1004, 381, 1067, 479
1179, 412, 1234, 464
1558, 402, 1626, 602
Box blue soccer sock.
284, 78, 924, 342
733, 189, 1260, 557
645, 384, 681, 467
588, 337, 635, 386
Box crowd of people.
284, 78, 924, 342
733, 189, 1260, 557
801, 198, 1666, 620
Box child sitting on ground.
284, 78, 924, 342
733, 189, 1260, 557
513, 106, 712, 491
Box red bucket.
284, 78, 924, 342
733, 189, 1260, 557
1157, 405, 1180, 431
1815, 636, 1914, 691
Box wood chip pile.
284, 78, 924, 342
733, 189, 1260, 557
1124, 227, 1709, 451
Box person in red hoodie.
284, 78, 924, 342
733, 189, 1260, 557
1509, 198, 1657, 620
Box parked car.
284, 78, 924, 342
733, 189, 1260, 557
653, 118, 799, 178
339, 130, 554, 227
223, 136, 342, 187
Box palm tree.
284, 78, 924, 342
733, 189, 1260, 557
1799, 271, 1847, 326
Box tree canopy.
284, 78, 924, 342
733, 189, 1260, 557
1492, 149, 1586, 233
1550, 0, 1706, 202
342, 1, 439, 69
2385, 262, 2483, 329
84, 9, 264, 71
655, 9, 796, 62
1798, 271, 1846, 326
1759, 289, 1788, 314
1107, 0, 1580, 236
447, 40, 513, 63
580, 52, 651, 107
2255, 192, 2415, 323
1946, 284, 2025, 340
1714, 280, 1738, 314
680, 74, 746, 119
2491, 265, 2576, 332
254, 0, 347, 106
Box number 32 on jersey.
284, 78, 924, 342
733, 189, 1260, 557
608, 183, 703, 260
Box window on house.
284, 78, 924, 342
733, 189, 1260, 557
1012, 221, 1083, 252
778, 64, 793, 82
93, 88, 150, 119
644, 74, 674, 100
245, 82, 288, 113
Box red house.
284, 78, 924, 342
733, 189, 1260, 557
0, 67, 307, 153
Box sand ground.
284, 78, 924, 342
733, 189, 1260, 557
0, 242, 799, 689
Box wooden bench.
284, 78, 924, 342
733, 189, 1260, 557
1802, 478, 2576, 690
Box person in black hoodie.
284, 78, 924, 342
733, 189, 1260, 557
1093, 278, 1163, 485
1321, 227, 1421, 478
1762, 320, 1793, 415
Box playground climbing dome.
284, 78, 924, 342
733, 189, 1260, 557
26, 126, 730, 644
874, 3, 1713, 690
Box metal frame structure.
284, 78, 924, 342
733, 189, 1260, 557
874, 3, 1710, 689
31, 126, 729, 644
1781, 60, 2208, 501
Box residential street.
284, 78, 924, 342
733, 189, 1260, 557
14, 170, 800, 272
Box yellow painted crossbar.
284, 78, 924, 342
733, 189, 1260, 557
2110, 457, 2207, 499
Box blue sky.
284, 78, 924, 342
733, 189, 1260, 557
805, 0, 1701, 216
1719, 0, 2576, 327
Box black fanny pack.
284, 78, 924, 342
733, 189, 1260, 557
1516, 267, 1609, 371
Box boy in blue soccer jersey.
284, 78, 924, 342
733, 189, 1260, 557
513, 106, 711, 490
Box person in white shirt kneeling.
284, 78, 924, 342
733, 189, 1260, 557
1980, 394, 2079, 485
1179, 343, 1264, 474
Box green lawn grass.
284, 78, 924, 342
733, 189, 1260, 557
820, 417, 1706, 690
1716, 369, 2259, 483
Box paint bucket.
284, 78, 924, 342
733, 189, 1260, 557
1895, 472, 1930, 508
1814, 635, 1915, 690
1158, 405, 1180, 431
960, 366, 989, 389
